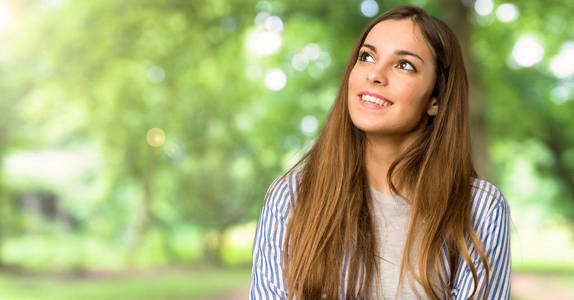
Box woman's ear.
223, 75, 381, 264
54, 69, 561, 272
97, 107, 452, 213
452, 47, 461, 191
427, 97, 439, 116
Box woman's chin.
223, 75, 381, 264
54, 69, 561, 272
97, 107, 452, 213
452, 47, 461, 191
350, 118, 387, 132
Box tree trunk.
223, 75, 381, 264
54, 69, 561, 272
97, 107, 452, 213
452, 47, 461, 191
203, 229, 224, 266
543, 122, 574, 224
126, 180, 154, 266
440, 0, 492, 180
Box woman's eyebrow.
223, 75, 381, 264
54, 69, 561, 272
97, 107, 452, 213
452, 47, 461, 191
361, 43, 425, 64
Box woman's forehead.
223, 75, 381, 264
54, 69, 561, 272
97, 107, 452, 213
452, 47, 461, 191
363, 19, 434, 60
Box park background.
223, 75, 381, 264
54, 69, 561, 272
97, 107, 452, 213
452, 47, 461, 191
0, 0, 573, 299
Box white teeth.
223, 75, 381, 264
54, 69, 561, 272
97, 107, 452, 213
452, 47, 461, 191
361, 94, 391, 107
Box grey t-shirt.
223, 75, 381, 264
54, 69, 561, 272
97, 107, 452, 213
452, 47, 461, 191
367, 186, 434, 300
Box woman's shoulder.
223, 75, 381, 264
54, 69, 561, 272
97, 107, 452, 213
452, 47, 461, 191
263, 169, 303, 217
469, 177, 510, 222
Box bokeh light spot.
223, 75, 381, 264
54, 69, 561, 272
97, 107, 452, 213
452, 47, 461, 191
292, 45, 331, 73
265, 68, 287, 91
360, 0, 379, 18
496, 3, 519, 22
550, 84, 571, 104
549, 41, 574, 78
246, 29, 282, 56
160, 138, 186, 163
254, 12, 270, 27
303, 43, 320, 60
291, 53, 309, 71
474, 0, 494, 16
300, 115, 318, 136
512, 35, 544, 67
264, 15, 283, 33
315, 51, 332, 69
148, 66, 166, 83
146, 128, 166, 147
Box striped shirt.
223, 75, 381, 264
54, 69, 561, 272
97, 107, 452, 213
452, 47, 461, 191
249, 171, 511, 299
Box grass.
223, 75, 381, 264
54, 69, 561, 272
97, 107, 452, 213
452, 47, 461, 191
1, 264, 574, 300
0, 265, 252, 300
513, 259, 574, 275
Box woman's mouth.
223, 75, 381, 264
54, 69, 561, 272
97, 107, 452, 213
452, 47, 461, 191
358, 94, 393, 110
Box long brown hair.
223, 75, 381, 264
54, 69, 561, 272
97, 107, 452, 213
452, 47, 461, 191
271, 5, 489, 300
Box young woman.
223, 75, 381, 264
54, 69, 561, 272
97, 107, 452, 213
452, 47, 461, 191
250, 5, 511, 300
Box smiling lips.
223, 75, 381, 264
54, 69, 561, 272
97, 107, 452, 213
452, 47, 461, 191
358, 92, 393, 109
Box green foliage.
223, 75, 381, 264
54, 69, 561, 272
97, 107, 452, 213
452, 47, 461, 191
0, 0, 572, 273
473, 0, 574, 221
0, 267, 251, 300
221, 221, 256, 266
3, 228, 203, 272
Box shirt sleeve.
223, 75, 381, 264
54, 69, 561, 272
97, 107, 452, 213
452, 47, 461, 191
249, 173, 295, 299
452, 193, 512, 300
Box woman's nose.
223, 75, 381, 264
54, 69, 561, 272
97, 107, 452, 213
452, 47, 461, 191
367, 65, 389, 85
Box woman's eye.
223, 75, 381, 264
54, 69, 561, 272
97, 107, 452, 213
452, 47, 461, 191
397, 60, 416, 72
359, 52, 375, 63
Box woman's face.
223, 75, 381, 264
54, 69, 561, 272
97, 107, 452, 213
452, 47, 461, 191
347, 19, 438, 141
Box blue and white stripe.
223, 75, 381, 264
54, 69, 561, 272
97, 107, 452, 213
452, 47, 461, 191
249, 171, 511, 299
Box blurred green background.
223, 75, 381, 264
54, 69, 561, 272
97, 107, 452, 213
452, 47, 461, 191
0, 0, 572, 299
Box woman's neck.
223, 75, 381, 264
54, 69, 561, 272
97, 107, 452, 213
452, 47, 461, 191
365, 133, 419, 195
